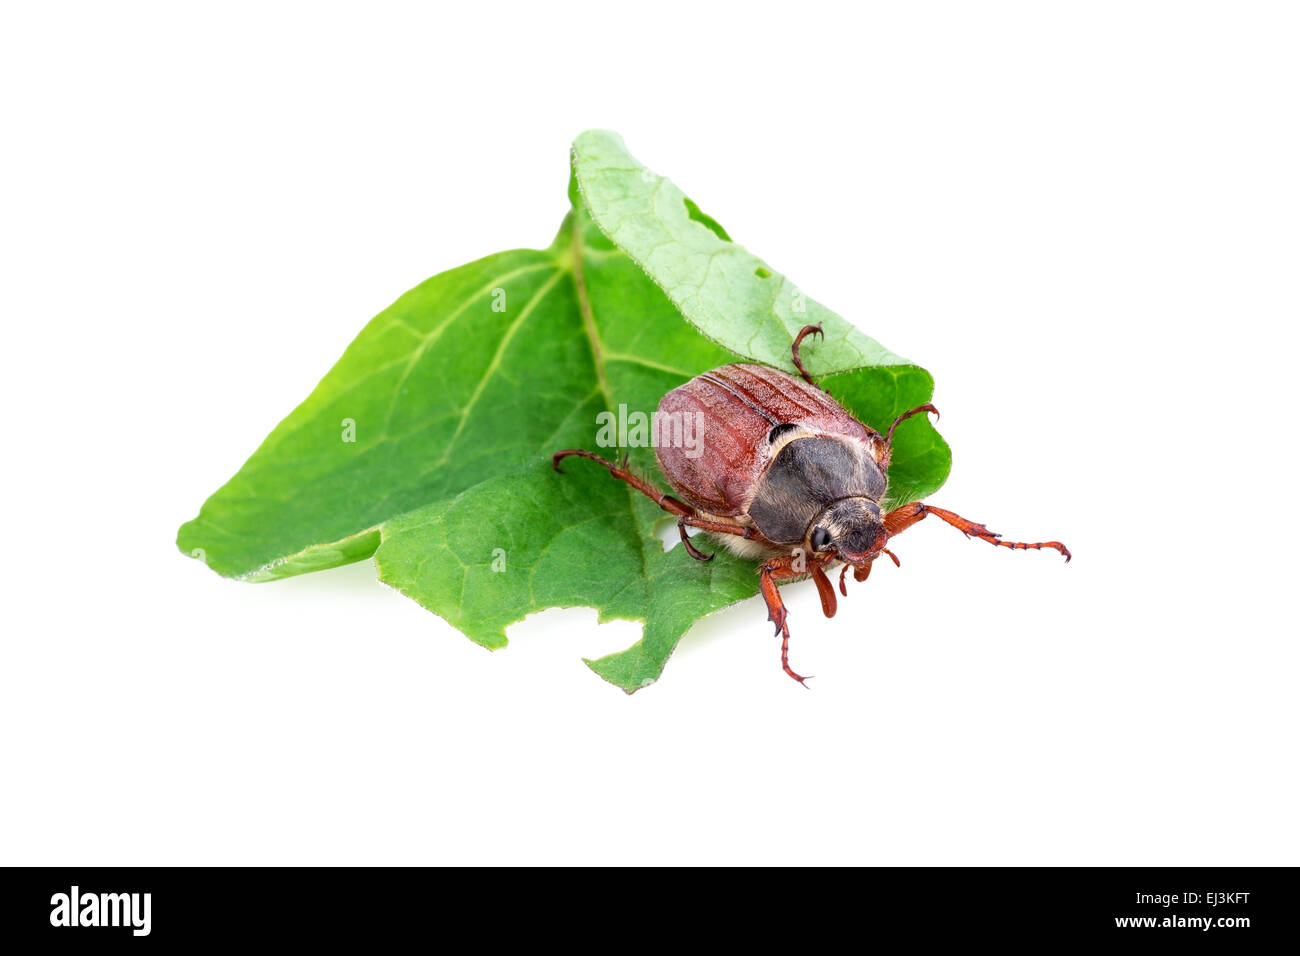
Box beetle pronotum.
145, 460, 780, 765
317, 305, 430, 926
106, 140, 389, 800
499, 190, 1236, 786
553, 325, 1069, 686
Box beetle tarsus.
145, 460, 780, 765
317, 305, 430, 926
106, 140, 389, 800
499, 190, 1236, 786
551, 447, 694, 517
884, 403, 941, 448
760, 557, 814, 687
774, 604, 811, 687
782, 649, 812, 689
790, 323, 825, 388
883, 501, 1071, 562
677, 517, 715, 562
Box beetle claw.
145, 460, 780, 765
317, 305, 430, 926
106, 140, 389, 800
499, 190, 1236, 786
683, 539, 715, 562
785, 669, 813, 688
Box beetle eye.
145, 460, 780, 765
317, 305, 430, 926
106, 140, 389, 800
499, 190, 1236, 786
811, 527, 833, 551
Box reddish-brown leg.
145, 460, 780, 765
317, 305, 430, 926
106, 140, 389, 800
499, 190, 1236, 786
553, 449, 693, 515
885, 403, 940, 447
676, 517, 713, 561
759, 553, 813, 687
676, 516, 760, 562
884, 502, 1071, 562
790, 323, 824, 387
682, 515, 755, 538
554, 449, 756, 563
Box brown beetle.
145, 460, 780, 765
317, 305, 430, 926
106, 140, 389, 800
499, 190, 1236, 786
553, 325, 1069, 686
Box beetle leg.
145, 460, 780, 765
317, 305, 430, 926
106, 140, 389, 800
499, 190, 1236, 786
883, 502, 1071, 562
759, 555, 812, 688
553, 450, 763, 562
679, 514, 770, 559
884, 403, 940, 448
790, 323, 825, 388
676, 516, 714, 562
552, 449, 693, 517
680, 516, 752, 537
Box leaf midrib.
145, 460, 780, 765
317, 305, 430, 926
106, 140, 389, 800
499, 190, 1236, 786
566, 211, 659, 613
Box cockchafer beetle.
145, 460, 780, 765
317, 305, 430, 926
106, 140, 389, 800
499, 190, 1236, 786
553, 324, 1070, 687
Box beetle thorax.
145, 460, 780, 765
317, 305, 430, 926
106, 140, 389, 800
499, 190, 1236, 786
747, 435, 886, 548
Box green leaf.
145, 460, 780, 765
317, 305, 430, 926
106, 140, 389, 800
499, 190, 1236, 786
177, 131, 950, 692
570, 130, 949, 507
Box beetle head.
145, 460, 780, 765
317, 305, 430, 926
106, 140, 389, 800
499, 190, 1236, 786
806, 497, 888, 566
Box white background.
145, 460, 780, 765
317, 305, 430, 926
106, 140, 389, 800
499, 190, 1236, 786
2, 2, 1296, 865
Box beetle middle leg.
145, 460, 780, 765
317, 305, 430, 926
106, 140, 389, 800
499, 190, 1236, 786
790, 323, 825, 387
674, 514, 761, 562
758, 553, 816, 688
883, 502, 1071, 561
885, 403, 940, 448
553, 448, 756, 562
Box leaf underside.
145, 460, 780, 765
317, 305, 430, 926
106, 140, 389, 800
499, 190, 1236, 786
177, 130, 950, 692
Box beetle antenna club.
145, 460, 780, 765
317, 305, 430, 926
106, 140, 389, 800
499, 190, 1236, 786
553, 327, 1069, 687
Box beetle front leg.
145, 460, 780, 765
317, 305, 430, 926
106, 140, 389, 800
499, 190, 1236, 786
884, 502, 1071, 562
759, 554, 812, 688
